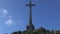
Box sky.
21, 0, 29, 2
0, 0, 60, 34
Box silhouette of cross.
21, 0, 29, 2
26, 0, 35, 30
26, 0, 35, 25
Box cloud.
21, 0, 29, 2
0, 8, 8, 17
0, 8, 23, 26
3, 9, 8, 14
0, 8, 8, 14
5, 19, 13, 25
0, 8, 14, 26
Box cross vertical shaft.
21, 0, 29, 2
26, 1, 35, 25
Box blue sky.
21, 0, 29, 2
0, 0, 60, 34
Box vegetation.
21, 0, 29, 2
11, 27, 55, 34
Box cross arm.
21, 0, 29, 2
26, 4, 35, 6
